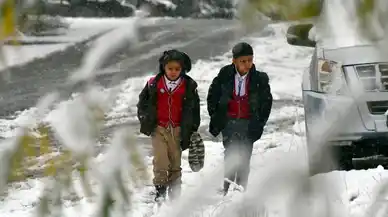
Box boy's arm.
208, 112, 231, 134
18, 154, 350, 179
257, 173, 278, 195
257, 72, 273, 127
207, 72, 222, 117
249, 72, 273, 142
192, 87, 201, 132
136, 82, 150, 123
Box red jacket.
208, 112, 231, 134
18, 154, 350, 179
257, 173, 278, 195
227, 77, 250, 119
151, 77, 187, 127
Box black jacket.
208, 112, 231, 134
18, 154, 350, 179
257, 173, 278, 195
207, 64, 273, 142
137, 72, 201, 151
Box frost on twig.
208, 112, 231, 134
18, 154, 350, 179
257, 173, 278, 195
93, 126, 150, 217
67, 18, 140, 84
224, 178, 244, 192
363, 178, 388, 217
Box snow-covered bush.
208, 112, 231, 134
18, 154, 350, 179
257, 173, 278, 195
20, 15, 70, 35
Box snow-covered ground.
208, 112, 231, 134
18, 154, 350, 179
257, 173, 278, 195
1, 18, 388, 217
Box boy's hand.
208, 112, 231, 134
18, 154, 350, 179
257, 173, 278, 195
248, 121, 265, 143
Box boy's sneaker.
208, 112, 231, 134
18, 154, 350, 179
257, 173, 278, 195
167, 182, 181, 201
233, 185, 245, 192
217, 187, 228, 196
154, 185, 167, 205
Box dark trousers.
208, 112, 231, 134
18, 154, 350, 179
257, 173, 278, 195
221, 118, 253, 191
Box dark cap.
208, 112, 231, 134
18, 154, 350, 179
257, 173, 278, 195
158, 49, 192, 74
232, 42, 253, 59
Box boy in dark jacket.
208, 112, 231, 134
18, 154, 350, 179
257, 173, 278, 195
207, 42, 273, 195
137, 49, 200, 203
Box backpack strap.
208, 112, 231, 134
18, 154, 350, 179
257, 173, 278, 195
147, 76, 156, 87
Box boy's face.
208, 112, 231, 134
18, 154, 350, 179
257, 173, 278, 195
233, 55, 253, 75
164, 60, 182, 80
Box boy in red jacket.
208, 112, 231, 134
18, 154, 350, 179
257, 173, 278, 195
137, 49, 200, 204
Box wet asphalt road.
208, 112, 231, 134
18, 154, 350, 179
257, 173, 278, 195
0, 18, 251, 118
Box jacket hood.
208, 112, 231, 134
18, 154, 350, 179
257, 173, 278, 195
158, 49, 192, 75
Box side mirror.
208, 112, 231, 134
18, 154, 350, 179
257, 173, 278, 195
286, 23, 316, 47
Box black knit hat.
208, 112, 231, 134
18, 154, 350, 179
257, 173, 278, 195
158, 49, 192, 74
232, 42, 254, 59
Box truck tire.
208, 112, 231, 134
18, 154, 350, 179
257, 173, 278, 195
307, 140, 353, 176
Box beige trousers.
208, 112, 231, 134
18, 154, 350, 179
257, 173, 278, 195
151, 125, 182, 186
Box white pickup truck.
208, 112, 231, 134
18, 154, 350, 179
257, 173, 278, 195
286, 23, 388, 175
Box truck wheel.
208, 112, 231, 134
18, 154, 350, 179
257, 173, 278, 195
308, 144, 336, 176
335, 145, 354, 171
307, 142, 353, 176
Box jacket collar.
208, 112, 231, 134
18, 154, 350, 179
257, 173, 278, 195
152, 72, 197, 89
229, 63, 257, 78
